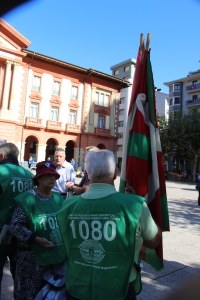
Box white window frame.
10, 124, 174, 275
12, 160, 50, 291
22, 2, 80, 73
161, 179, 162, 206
69, 110, 77, 124
174, 84, 180, 91
32, 75, 41, 92
98, 115, 105, 129
124, 65, 129, 72
71, 86, 78, 100
114, 69, 119, 75
30, 102, 39, 118
50, 106, 59, 121
95, 91, 110, 107
52, 81, 61, 96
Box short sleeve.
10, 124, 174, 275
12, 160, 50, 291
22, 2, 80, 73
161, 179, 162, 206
139, 202, 158, 241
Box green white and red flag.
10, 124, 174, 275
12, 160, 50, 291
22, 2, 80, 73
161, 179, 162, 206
119, 39, 169, 270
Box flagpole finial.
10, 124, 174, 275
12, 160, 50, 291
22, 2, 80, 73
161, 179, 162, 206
146, 33, 151, 50
140, 33, 145, 53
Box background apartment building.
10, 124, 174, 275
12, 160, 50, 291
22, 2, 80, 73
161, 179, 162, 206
111, 59, 169, 169
164, 69, 200, 116
0, 19, 129, 167
164, 70, 200, 174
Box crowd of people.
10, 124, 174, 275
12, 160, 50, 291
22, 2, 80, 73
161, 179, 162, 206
0, 142, 169, 300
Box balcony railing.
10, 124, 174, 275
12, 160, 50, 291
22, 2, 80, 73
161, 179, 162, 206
25, 117, 43, 128
169, 104, 181, 112
65, 124, 80, 133
95, 128, 111, 137
169, 91, 181, 97
186, 98, 200, 106
46, 120, 62, 131
186, 83, 200, 92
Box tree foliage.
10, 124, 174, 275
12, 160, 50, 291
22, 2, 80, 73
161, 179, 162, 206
158, 112, 200, 181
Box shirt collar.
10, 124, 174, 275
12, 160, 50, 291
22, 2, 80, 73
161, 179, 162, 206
81, 183, 117, 199
56, 160, 67, 169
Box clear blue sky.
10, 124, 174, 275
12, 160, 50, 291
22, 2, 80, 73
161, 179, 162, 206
3, 0, 200, 93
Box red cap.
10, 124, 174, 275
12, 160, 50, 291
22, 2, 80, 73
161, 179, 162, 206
33, 161, 60, 180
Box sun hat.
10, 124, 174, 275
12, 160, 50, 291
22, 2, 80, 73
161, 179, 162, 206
33, 161, 60, 180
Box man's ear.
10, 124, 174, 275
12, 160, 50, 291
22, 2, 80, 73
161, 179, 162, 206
0, 153, 4, 161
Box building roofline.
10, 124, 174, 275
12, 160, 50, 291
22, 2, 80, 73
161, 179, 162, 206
23, 49, 131, 87
0, 18, 31, 48
110, 58, 136, 70
164, 69, 200, 86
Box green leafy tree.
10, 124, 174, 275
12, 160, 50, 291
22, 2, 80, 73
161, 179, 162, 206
183, 111, 200, 180
158, 111, 200, 181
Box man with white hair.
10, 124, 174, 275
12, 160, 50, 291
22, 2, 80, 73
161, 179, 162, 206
58, 149, 161, 300
52, 147, 75, 198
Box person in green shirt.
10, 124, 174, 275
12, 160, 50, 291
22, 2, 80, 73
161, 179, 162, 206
9, 161, 67, 300
0, 142, 33, 299
57, 149, 161, 300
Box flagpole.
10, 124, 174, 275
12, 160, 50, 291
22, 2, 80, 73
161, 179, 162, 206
146, 33, 151, 50
140, 33, 151, 55
140, 33, 145, 57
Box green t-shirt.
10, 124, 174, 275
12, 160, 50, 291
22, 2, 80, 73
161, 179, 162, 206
0, 163, 33, 227
58, 188, 144, 300
16, 190, 67, 266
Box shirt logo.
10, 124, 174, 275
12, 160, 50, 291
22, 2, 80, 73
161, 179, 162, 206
79, 239, 105, 264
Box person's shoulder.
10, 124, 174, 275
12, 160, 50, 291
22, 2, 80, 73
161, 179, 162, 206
62, 195, 81, 208
18, 166, 34, 177
52, 191, 64, 200
63, 160, 74, 168
15, 189, 35, 200
0, 163, 32, 176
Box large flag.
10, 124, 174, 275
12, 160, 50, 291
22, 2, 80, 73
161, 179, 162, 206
119, 34, 169, 270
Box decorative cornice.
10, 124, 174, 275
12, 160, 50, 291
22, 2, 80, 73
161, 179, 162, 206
69, 100, 80, 109
29, 93, 42, 101
94, 105, 110, 115
50, 96, 61, 105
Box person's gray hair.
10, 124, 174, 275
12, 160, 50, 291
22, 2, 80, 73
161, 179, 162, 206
55, 147, 65, 152
0, 142, 19, 160
85, 149, 116, 180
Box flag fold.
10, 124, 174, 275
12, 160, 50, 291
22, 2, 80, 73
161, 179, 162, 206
119, 36, 169, 270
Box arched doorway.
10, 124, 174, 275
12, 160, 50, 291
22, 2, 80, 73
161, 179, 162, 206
46, 138, 58, 161
24, 136, 39, 162
65, 140, 75, 162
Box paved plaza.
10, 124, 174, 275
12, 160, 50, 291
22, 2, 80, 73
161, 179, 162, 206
2, 179, 200, 300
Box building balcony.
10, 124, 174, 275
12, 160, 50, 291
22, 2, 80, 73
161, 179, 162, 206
65, 124, 81, 133
25, 117, 43, 129
94, 128, 111, 137
169, 91, 181, 97
186, 98, 200, 107
169, 104, 181, 112
186, 83, 200, 92
46, 120, 62, 131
